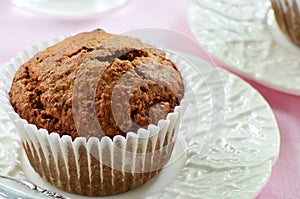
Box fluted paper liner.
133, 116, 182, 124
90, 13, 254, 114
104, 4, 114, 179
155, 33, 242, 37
0, 37, 189, 196
6, 106, 181, 196
271, 0, 300, 46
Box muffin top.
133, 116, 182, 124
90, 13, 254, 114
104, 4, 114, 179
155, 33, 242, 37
9, 29, 184, 139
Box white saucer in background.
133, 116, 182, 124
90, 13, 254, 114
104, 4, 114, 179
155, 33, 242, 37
188, 0, 300, 96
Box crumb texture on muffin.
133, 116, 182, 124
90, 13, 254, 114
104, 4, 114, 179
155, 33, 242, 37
9, 30, 184, 196
9, 30, 184, 139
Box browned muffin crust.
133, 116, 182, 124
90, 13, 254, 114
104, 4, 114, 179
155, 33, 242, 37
9, 29, 184, 139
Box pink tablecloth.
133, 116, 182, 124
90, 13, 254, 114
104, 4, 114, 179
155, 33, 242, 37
0, 0, 299, 198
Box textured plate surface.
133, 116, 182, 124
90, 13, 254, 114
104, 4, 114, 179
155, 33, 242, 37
188, 0, 300, 96
0, 39, 279, 199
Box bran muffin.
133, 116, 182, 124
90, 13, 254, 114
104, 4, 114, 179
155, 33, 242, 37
9, 29, 184, 196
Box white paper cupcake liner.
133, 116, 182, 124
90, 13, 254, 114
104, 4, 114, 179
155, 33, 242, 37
271, 0, 300, 46
0, 37, 190, 196
5, 107, 180, 195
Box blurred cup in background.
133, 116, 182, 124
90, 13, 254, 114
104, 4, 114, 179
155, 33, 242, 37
12, 0, 129, 18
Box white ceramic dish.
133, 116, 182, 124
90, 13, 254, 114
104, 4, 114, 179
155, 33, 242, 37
0, 42, 279, 198
188, 0, 300, 96
12, 0, 129, 19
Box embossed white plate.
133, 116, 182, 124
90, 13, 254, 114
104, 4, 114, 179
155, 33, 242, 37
0, 48, 279, 198
188, 0, 300, 96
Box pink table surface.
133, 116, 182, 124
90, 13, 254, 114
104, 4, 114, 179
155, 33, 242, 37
1, 0, 299, 198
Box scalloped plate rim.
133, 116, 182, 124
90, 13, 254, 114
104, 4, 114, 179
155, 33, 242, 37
187, 0, 300, 96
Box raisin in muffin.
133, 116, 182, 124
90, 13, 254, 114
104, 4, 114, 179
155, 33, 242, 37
9, 29, 184, 196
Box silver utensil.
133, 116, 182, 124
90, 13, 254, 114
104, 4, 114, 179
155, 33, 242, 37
0, 175, 70, 199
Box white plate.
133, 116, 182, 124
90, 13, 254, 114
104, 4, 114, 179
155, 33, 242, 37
188, 0, 300, 96
12, 0, 129, 19
0, 46, 279, 198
